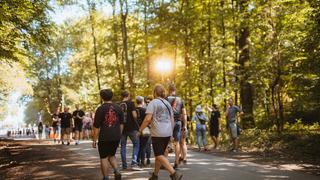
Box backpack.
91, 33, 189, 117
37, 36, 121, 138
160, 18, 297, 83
196, 114, 206, 125
168, 96, 181, 120
119, 102, 128, 123
136, 107, 143, 126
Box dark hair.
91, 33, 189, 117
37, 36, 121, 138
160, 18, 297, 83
212, 104, 218, 109
154, 84, 166, 98
121, 90, 130, 98
100, 89, 113, 101
168, 83, 176, 92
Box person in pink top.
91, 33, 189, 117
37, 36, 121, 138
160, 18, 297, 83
83, 112, 93, 140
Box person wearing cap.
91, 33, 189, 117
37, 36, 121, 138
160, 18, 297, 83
192, 105, 209, 151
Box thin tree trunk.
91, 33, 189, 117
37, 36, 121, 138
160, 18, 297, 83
55, 51, 62, 108
120, 0, 133, 90
221, 0, 227, 110
88, 1, 101, 93
110, 0, 124, 90
143, 0, 150, 86
232, 0, 239, 106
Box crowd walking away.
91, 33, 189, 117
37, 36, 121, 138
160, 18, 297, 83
13, 83, 246, 180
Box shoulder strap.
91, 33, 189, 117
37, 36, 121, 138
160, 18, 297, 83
157, 98, 172, 117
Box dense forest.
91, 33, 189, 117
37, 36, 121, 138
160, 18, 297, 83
1, 0, 319, 133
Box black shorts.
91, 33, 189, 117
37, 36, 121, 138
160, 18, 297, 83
98, 141, 120, 159
74, 123, 83, 132
152, 136, 171, 156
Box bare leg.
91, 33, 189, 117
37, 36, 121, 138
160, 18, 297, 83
174, 142, 180, 165
100, 158, 109, 177
180, 138, 187, 161
154, 157, 161, 176
155, 155, 175, 175
108, 156, 119, 173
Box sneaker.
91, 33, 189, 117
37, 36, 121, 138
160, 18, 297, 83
131, 164, 142, 171
182, 160, 187, 165
170, 171, 183, 180
173, 163, 178, 170
231, 149, 237, 153
114, 173, 121, 180
149, 173, 158, 180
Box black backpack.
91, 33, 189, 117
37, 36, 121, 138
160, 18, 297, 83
119, 102, 128, 123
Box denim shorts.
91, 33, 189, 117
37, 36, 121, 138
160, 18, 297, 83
173, 121, 182, 142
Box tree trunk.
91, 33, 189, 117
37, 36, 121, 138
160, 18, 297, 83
232, 0, 239, 106
221, 0, 227, 110
120, 0, 133, 90
55, 51, 62, 108
88, 1, 101, 93
110, 0, 125, 90
239, 0, 254, 129
143, 0, 151, 86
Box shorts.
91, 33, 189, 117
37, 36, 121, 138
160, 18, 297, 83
98, 141, 120, 159
152, 136, 171, 156
210, 125, 219, 137
74, 123, 83, 132
61, 128, 71, 135
229, 123, 239, 139
173, 121, 182, 142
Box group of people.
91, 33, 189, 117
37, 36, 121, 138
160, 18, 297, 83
45, 83, 243, 180
92, 84, 186, 180
91, 83, 244, 180
50, 105, 93, 145
191, 97, 243, 153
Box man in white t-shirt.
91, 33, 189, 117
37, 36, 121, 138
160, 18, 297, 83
138, 84, 183, 180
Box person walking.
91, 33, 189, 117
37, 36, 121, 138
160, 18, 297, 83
52, 108, 60, 143
120, 91, 140, 170
192, 105, 209, 151
83, 112, 93, 140
138, 84, 183, 180
136, 96, 151, 167
59, 107, 72, 145
225, 98, 244, 152
167, 84, 187, 169
72, 104, 85, 145
92, 89, 123, 180
207, 104, 221, 150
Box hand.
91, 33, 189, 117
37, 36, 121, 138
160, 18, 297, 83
136, 131, 141, 138
170, 136, 174, 142
92, 141, 97, 148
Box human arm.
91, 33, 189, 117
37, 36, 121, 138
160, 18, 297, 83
92, 108, 101, 148
138, 113, 152, 136
182, 108, 187, 130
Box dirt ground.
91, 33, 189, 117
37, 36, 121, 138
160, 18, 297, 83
189, 145, 320, 176
1, 139, 319, 180
0, 139, 100, 180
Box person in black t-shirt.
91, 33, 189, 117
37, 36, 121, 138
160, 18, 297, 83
59, 107, 72, 145
136, 96, 151, 167
72, 104, 85, 145
119, 90, 140, 170
93, 89, 123, 180
207, 104, 221, 150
